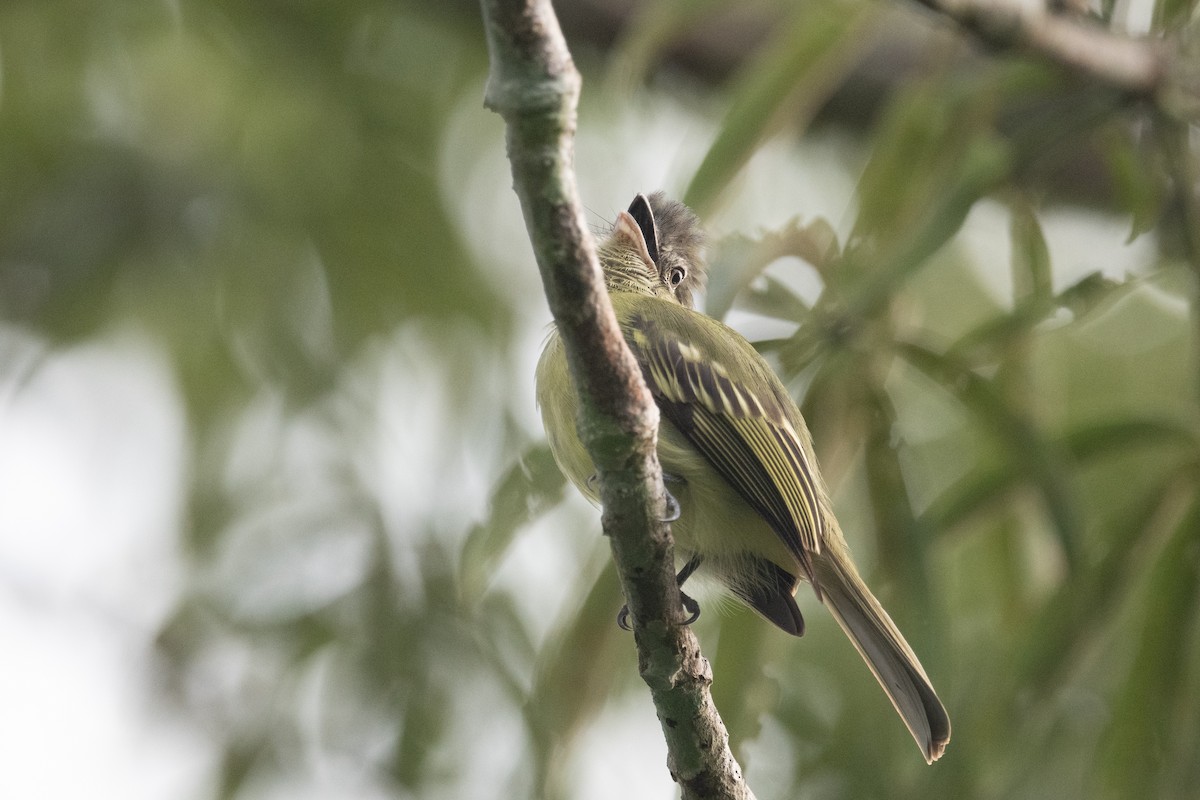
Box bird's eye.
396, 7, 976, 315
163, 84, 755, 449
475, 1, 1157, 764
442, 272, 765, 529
669, 267, 686, 286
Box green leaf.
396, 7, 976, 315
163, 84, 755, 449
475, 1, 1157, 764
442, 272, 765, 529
1098, 491, 1200, 799
527, 559, 628, 797
948, 266, 1132, 365
1151, 0, 1194, 30
1061, 418, 1200, 462
862, 384, 937, 623
842, 137, 1011, 322
706, 215, 839, 321
897, 341, 1083, 570
460, 444, 567, 604
738, 275, 811, 323
1008, 198, 1053, 303
1015, 475, 1195, 701
851, 68, 1016, 247
1056, 271, 1122, 317
604, 0, 728, 90
711, 606, 777, 760
948, 296, 1055, 362
1100, 124, 1165, 243
683, 0, 876, 215
919, 463, 1026, 534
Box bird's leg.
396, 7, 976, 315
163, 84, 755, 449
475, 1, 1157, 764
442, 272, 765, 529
617, 553, 704, 630
661, 474, 699, 621
675, 552, 702, 624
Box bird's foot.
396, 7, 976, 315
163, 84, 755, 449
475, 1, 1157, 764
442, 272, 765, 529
616, 590, 701, 631
616, 554, 704, 630
587, 473, 682, 523
661, 471, 684, 522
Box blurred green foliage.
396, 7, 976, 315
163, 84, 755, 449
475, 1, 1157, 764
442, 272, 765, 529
3, 1, 1199, 799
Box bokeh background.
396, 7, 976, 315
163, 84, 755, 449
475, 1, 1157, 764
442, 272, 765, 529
1, 1, 1198, 799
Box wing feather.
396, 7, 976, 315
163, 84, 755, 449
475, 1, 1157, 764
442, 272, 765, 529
628, 313, 825, 585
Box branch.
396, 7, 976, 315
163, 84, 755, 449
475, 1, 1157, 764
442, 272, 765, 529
909, 0, 1172, 98
478, 0, 755, 797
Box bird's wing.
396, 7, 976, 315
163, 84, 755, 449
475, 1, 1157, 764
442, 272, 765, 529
626, 310, 825, 586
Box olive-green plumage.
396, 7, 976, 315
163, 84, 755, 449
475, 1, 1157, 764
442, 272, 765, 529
535, 192, 950, 763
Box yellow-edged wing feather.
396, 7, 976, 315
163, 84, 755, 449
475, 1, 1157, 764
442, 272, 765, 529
622, 302, 826, 589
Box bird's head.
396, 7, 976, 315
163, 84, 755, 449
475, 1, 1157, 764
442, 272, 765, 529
598, 192, 707, 308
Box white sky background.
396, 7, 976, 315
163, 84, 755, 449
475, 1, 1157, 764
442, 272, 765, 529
0, 79, 1166, 800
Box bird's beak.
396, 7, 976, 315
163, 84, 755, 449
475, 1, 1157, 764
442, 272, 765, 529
612, 210, 657, 274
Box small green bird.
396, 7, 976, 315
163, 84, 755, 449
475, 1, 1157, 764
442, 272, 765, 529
535, 193, 950, 763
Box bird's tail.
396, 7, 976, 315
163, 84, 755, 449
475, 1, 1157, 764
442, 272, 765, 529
814, 550, 951, 764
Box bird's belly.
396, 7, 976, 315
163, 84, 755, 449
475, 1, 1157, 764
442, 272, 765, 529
657, 420, 800, 582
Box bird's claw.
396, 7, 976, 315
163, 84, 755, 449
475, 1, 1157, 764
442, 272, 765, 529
616, 591, 701, 631
661, 489, 681, 523
588, 474, 682, 523
680, 590, 701, 625
617, 604, 632, 631
661, 471, 683, 522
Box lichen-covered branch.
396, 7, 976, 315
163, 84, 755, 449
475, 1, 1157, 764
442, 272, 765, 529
477, 0, 755, 797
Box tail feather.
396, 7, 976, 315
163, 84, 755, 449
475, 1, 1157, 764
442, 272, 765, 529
815, 552, 951, 764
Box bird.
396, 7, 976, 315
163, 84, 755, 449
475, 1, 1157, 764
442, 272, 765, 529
535, 192, 950, 763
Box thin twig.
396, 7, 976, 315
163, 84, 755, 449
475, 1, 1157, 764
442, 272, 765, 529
477, 0, 755, 797
909, 0, 1167, 96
